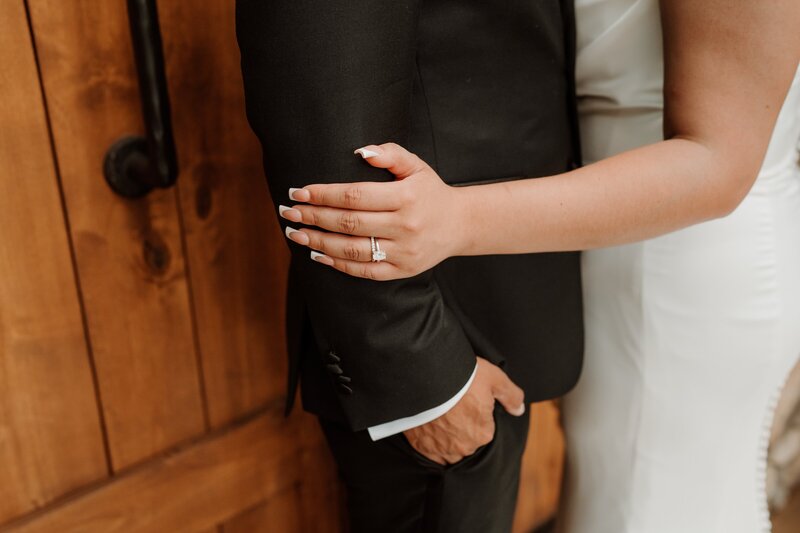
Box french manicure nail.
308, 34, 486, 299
279, 205, 301, 222
285, 226, 309, 245
511, 404, 526, 417
354, 147, 381, 159
310, 251, 334, 265
289, 187, 310, 201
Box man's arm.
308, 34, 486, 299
234, 0, 476, 429
368, 363, 478, 441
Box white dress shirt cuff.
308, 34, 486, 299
367, 361, 479, 441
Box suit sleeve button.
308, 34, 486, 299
326, 363, 343, 375
337, 375, 351, 384
327, 351, 341, 363
337, 383, 353, 395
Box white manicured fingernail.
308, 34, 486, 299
354, 147, 381, 159
279, 205, 301, 222
285, 226, 309, 245
289, 188, 309, 201
310, 251, 334, 265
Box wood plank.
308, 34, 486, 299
513, 401, 565, 533
222, 488, 302, 533
158, 0, 289, 428
25, 0, 206, 469
221, 419, 343, 533
1, 407, 315, 533
0, 0, 108, 524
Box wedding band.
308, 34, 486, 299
371, 236, 386, 262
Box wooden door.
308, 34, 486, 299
0, 1, 563, 531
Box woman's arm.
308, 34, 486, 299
458, 0, 800, 255
281, 0, 800, 280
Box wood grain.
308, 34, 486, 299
25, 0, 206, 469
0, 0, 108, 524
1, 407, 312, 533
157, 0, 289, 428
220, 421, 343, 533
513, 401, 565, 532
222, 487, 303, 533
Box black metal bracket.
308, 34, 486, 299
104, 0, 178, 198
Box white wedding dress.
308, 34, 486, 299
560, 1, 800, 532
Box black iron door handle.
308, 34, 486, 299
104, 0, 178, 198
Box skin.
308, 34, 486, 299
280, 0, 800, 462
405, 357, 525, 465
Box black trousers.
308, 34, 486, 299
320, 407, 531, 533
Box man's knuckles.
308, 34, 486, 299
454, 443, 477, 457
477, 426, 495, 446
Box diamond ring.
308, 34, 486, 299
371, 236, 386, 262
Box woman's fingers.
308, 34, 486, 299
280, 204, 397, 237
283, 226, 404, 279
286, 227, 391, 263
310, 254, 401, 281
297, 181, 405, 211
287, 142, 428, 210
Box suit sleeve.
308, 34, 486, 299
235, 0, 477, 430
368, 362, 478, 440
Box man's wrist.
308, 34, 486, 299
367, 360, 478, 441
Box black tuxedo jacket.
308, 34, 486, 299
236, 0, 583, 431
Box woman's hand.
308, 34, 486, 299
279, 143, 467, 280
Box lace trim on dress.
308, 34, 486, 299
758, 381, 788, 532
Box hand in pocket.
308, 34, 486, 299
403, 357, 525, 465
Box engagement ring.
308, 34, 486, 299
371, 236, 386, 262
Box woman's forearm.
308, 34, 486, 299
454, 0, 800, 259
455, 137, 754, 256
280, 1, 797, 283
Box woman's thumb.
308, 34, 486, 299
354, 142, 426, 180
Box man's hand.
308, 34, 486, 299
403, 357, 526, 465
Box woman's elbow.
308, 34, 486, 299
710, 168, 760, 218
